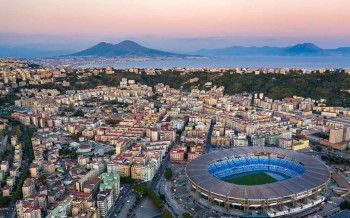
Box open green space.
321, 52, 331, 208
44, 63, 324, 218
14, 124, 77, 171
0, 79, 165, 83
225, 172, 277, 185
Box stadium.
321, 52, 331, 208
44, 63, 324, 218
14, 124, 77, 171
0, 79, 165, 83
185, 147, 330, 217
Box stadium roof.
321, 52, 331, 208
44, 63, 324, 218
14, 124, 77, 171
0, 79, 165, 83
186, 146, 330, 200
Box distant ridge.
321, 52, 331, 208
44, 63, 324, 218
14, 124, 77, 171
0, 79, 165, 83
68, 40, 185, 57
194, 43, 350, 56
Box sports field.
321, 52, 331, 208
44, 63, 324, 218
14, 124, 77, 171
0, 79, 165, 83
225, 172, 278, 185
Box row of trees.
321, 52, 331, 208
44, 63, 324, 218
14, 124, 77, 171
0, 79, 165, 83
132, 184, 164, 209
12, 170, 30, 201
321, 154, 350, 164
0, 94, 20, 106
13, 126, 36, 201
26, 127, 35, 162
162, 211, 193, 218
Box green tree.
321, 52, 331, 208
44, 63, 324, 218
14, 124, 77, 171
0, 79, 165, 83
133, 184, 148, 195
39, 175, 47, 183
61, 104, 75, 112
163, 210, 173, 218
106, 150, 115, 155
105, 119, 119, 127
132, 184, 164, 208
0, 196, 10, 208
120, 176, 133, 184
182, 213, 193, 218
165, 167, 173, 180
314, 146, 322, 152
72, 109, 84, 117
0, 94, 20, 106
12, 170, 30, 201
340, 200, 350, 210
165, 116, 172, 122
12, 125, 22, 138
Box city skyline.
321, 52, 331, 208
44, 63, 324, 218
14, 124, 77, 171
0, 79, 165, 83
1, 0, 350, 51
2, 1, 350, 218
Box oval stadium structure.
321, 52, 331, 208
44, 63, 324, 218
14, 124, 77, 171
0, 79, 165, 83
185, 147, 330, 217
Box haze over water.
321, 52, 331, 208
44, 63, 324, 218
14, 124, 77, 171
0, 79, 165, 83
81, 56, 350, 69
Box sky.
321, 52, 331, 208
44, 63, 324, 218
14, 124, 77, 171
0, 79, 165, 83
1, 0, 350, 52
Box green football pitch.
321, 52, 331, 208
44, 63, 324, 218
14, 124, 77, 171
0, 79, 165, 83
225, 172, 278, 185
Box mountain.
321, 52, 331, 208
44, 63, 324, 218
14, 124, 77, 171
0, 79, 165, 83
194, 43, 350, 56
68, 40, 184, 57
286, 43, 322, 54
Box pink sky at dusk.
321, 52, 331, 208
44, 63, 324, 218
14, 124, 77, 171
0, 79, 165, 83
1, 0, 350, 50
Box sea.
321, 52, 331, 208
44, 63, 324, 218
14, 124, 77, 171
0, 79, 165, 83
84, 56, 350, 69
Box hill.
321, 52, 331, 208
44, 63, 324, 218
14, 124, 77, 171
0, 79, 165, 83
69, 40, 184, 57
195, 43, 350, 56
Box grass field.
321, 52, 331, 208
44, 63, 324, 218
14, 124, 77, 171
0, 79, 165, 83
225, 172, 277, 185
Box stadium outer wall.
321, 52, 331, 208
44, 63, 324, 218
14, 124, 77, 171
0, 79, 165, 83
185, 147, 330, 217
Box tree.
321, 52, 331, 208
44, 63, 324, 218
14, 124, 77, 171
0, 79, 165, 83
61, 104, 75, 112
112, 108, 118, 113
0, 196, 10, 208
163, 210, 173, 218
340, 200, 350, 210
0, 94, 20, 106
72, 109, 84, 117
59, 147, 77, 159
314, 146, 322, 152
160, 194, 166, 202
105, 119, 119, 127
106, 150, 115, 155
132, 184, 164, 209
165, 167, 173, 180
120, 176, 133, 184
182, 213, 193, 218
133, 184, 148, 195
165, 116, 172, 122
154, 198, 164, 208
39, 175, 47, 183
12, 125, 22, 138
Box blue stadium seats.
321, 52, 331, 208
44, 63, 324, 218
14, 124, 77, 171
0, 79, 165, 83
208, 156, 305, 181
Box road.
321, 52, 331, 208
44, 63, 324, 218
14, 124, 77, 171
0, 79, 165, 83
149, 142, 181, 217
5, 126, 31, 218
117, 194, 136, 218
106, 183, 134, 218
150, 150, 171, 191
0, 133, 9, 157
107, 130, 185, 218
0, 125, 12, 159
148, 146, 179, 217
205, 122, 214, 153
161, 178, 186, 215
108, 141, 175, 218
